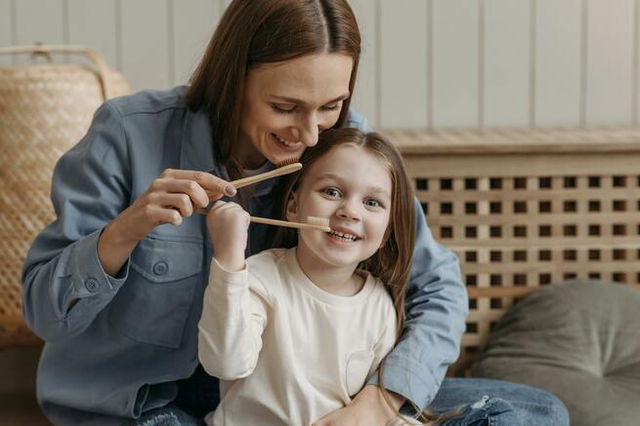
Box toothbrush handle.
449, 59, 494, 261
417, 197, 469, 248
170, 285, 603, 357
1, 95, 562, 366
229, 163, 302, 189
249, 216, 330, 232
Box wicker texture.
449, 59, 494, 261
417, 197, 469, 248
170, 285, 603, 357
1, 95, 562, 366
382, 127, 640, 377
0, 46, 130, 347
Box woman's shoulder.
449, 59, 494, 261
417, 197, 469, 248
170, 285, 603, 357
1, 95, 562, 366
105, 85, 189, 118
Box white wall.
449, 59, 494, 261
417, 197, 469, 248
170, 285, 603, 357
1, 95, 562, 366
1, 0, 638, 129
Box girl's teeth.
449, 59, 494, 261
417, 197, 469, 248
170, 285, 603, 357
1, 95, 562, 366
329, 230, 357, 241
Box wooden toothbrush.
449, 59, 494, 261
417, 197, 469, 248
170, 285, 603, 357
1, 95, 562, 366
249, 216, 330, 232
229, 161, 302, 189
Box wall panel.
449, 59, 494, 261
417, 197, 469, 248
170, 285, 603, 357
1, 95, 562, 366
14, 0, 65, 65
349, 0, 379, 127
0, 0, 13, 66
484, 0, 530, 127
535, 0, 582, 127
67, 0, 118, 69
171, 0, 220, 86
120, 0, 171, 90
432, 0, 479, 128
585, 0, 634, 125
380, 0, 428, 128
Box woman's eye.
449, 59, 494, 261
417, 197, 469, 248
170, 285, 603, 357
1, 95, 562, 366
272, 104, 296, 114
321, 102, 341, 112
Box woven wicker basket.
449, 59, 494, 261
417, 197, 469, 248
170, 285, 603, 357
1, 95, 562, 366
0, 45, 131, 347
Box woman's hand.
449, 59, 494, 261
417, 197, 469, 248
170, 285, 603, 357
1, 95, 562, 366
206, 200, 250, 272
98, 168, 235, 276
312, 385, 405, 426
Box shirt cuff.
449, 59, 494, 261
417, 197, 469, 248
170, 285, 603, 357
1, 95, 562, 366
367, 353, 439, 413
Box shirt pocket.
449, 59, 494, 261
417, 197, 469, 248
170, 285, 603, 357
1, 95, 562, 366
108, 236, 203, 348
345, 349, 375, 397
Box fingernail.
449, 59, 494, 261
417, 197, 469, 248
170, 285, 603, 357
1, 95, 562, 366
224, 185, 237, 196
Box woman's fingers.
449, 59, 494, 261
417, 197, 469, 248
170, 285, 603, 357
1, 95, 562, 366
159, 178, 211, 209
161, 169, 236, 199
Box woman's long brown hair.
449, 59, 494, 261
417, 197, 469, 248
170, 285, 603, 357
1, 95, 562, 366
184, 0, 361, 185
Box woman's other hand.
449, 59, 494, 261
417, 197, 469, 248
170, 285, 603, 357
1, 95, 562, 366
98, 168, 235, 276
206, 200, 250, 272
312, 385, 405, 426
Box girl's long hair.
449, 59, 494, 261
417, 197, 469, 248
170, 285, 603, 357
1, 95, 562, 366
184, 0, 361, 186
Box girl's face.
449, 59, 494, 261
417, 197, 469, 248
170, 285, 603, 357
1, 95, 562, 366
237, 53, 353, 169
286, 144, 392, 272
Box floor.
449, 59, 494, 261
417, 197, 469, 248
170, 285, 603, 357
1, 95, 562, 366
0, 344, 50, 426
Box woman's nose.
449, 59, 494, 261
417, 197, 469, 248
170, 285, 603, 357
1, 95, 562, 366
297, 113, 320, 147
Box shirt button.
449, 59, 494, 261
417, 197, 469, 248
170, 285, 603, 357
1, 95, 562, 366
153, 261, 169, 276
85, 278, 99, 292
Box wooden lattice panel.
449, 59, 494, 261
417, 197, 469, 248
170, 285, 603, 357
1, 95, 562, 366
383, 127, 640, 377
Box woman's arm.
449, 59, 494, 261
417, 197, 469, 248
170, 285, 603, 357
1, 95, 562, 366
377, 199, 467, 409
22, 102, 232, 343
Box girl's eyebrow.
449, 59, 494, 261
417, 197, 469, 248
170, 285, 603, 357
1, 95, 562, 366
269, 93, 350, 107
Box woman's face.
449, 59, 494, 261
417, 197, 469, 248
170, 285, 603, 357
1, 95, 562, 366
238, 52, 353, 169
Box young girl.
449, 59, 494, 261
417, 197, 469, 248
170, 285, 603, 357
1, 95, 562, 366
199, 128, 417, 425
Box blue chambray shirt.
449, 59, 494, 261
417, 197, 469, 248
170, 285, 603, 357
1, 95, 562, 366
22, 86, 467, 422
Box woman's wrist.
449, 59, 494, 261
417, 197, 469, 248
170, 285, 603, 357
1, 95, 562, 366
98, 220, 138, 277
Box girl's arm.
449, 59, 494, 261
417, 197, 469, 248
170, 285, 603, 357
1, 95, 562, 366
199, 201, 268, 380
198, 259, 269, 380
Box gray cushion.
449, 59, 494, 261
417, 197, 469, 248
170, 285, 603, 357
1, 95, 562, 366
471, 279, 640, 426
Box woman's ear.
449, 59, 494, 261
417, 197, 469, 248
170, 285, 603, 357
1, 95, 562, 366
285, 191, 298, 222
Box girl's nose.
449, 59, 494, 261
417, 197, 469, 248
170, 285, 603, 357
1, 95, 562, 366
336, 200, 361, 221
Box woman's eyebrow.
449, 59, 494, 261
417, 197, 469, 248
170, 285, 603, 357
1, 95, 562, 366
269, 93, 350, 107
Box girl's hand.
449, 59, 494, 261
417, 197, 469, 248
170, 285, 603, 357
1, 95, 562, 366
206, 200, 250, 272
312, 385, 405, 426
99, 169, 234, 276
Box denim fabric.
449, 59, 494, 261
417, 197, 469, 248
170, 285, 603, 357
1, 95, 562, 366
430, 378, 570, 426
133, 405, 205, 426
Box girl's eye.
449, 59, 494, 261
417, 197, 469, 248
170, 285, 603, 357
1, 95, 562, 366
272, 104, 296, 114
323, 188, 342, 198
365, 199, 382, 208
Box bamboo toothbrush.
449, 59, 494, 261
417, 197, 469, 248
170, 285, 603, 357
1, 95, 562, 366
249, 216, 330, 232
230, 161, 302, 189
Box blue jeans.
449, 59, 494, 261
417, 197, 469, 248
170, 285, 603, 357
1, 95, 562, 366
46, 375, 567, 425
430, 378, 569, 426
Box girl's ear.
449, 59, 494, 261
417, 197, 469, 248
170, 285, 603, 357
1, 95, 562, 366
285, 191, 298, 222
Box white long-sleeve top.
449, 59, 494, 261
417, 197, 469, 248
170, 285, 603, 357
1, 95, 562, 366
198, 247, 397, 426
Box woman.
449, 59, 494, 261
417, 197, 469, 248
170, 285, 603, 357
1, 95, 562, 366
22, 0, 569, 425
